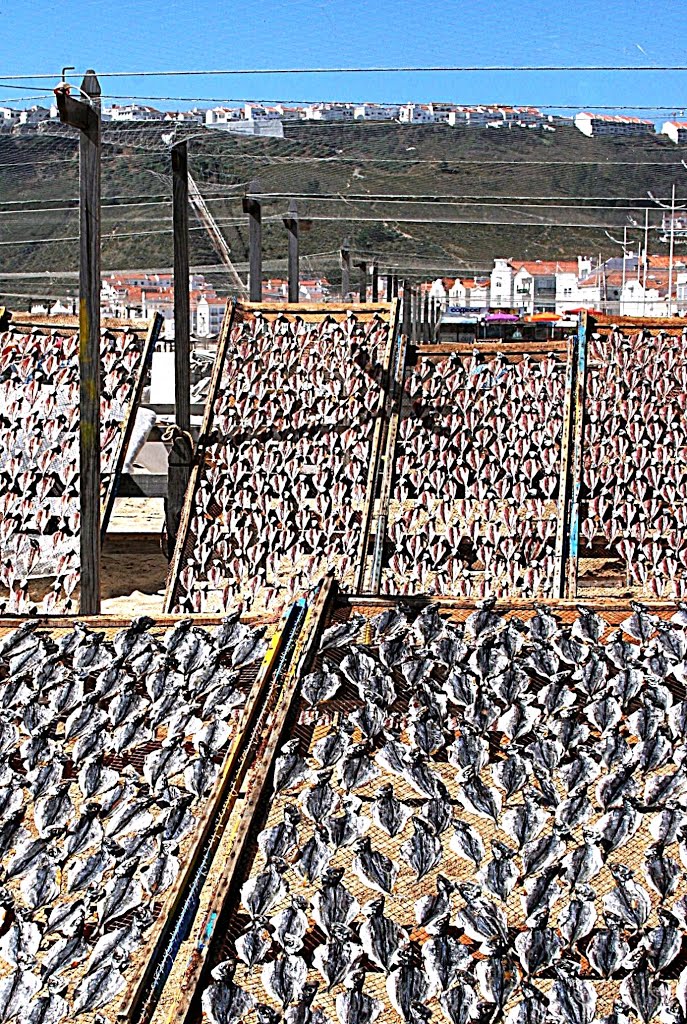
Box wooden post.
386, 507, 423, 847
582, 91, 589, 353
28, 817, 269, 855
172, 141, 191, 433
411, 288, 419, 343
357, 260, 368, 302
243, 179, 262, 302
402, 279, 412, 334
371, 261, 379, 302
55, 70, 101, 615
283, 199, 299, 303
386, 271, 393, 301
423, 291, 430, 342
340, 239, 351, 300
566, 313, 589, 597
392, 273, 399, 298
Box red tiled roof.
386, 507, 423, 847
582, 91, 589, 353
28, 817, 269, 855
511, 260, 578, 275
577, 111, 654, 126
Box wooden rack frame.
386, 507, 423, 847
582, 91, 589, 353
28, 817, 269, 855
164, 300, 399, 613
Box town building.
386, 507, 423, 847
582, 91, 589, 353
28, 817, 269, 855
398, 104, 435, 124
574, 112, 655, 138
0, 107, 19, 126
660, 121, 687, 144
353, 104, 400, 121
18, 105, 52, 126
304, 103, 355, 121
106, 104, 163, 121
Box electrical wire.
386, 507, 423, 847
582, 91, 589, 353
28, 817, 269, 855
4, 64, 687, 79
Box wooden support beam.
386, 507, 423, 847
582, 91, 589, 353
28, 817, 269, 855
340, 239, 350, 300
172, 142, 191, 433
386, 271, 393, 301
392, 273, 399, 298
55, 70, 101, 615
283, 199, 299, 303
566, 312, 589, 597
243, 179, 262, 302
356, 260, 368, 302
371, 261, 379, 302
553, 336, 576, 597
402, 279, 412, 334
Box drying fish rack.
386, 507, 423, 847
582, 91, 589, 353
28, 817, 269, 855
0, 607, 296, 1024
163, 300, 400, 615
1, 310, 163, 614
372, 336, 575, 600
110, 583, 684, 1024
4, 311, 162, 537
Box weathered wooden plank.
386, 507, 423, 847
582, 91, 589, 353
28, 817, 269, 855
353, 298, 401, 593
153, 580, 337, 1024
368, 323, 408, 595
419, 339, 570, 355
553, 333, 576, 597
121, 599, 300, 1024
163, 300, 238, 612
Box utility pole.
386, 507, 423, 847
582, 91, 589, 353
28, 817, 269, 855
55, 69, 101, 615
167, 140, 193, 558
283, 199, 299, 303
356, 260, 367, 302
604, 223, 635, 317
340, 239, 350, 300
371, 261, 379, 302
172, 141, 190, 433
243, 179, 262, 302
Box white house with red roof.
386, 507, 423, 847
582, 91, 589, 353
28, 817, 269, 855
661, 121, 687, 145
574, 112, 654, 138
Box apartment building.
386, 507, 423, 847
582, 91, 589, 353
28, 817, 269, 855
574, 112, 655, 137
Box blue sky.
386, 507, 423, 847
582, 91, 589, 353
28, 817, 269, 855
2, 0, 687, 114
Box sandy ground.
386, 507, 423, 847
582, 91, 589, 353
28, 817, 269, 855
102, 497, 169, 613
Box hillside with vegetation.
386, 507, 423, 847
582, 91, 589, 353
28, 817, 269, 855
1, 118, 686, 304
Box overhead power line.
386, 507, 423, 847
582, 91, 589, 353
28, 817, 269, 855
4, 65, 687, 80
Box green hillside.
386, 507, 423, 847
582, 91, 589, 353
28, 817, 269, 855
1, 118, 685, 304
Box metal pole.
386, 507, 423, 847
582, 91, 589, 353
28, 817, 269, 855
172, 141, 190, 433
340, 239, 350, 300
283, 198, 299, 303
669, 182, 676, 315
243, 179, 262, 302
56, 69, 102, 615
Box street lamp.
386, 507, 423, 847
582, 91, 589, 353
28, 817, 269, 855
648, 183, 687, 316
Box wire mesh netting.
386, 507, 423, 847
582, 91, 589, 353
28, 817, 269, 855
166, 302, 397, 614
192, 596, 687, 1024
0, 314, 157, 613
578, 320, 687, 600
380, 346, 571, 598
